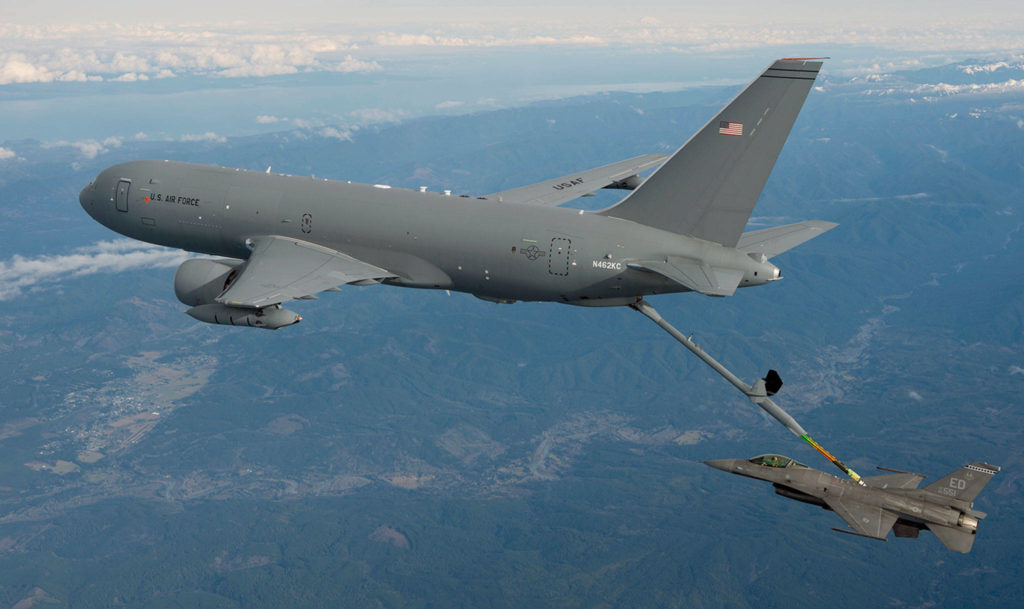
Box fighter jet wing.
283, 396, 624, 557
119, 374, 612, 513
486, 154, 667, 207
862, 472, 925, 490
216, 235, 394, 308
628, 256, 744, 297
824, 497, 898, 540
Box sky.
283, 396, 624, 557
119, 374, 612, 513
2, 1, 1023, 27
0, 2, 1022, 146
2, 1, 1022, 87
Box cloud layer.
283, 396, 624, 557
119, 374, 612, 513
0, 24, 381, 84
2, 19, 1024, 86
0, 240, 192, 301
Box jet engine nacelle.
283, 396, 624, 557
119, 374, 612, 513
186, 303, 301, 330
174, 258, 245, 306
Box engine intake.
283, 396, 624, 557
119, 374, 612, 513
174, 258, 245, 306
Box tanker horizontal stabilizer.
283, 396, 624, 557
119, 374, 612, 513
628, 257, 744, 297
217, 236, 395, 308
736, 220, 838, 259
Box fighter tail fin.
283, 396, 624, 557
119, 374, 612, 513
923, 462, 999, 504
598, 59, 823, 246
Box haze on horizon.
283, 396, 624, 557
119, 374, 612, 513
1, 1, 1022, 156
2, 0, 1022, 28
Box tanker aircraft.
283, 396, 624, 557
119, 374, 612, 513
80, 59, 834, 329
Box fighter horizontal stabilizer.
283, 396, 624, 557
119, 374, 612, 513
487, 154, 667, 207
736, 221, 838, 259
628, 257, 744, 297
824, 497, 898, 540
217, 236, 395, 308
926, 523, 976, 554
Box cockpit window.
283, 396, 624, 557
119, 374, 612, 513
749, 454, 796, 468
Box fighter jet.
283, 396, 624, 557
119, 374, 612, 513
79, 59, 834, 329
705, 455, 1000, 553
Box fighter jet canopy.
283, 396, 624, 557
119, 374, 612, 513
748, 455, 808, 469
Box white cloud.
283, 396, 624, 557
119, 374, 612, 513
911, 79, 1024, 97
960, 61, 1016, 74
1, 20, 1023, 88
318, 127, 352, 141
336, 54, 381, 73
111, 72, 149, 82
435, 100, 464, 110
0, 240, 191, 301
45, 139, 113, 159
0, 24, 377, 84
0, 54, 56, 84
179, 132, 226, 143
907, 390, 924, 402
369, 31, 605, 49
0, 147, 15, 160
256, 114, 286, 124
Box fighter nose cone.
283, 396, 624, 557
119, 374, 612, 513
703, 460, 734, 473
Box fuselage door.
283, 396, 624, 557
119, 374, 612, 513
548, 237, 571, 276
115, 179, 130, 212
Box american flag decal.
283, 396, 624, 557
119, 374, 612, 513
719, 121, 743, 136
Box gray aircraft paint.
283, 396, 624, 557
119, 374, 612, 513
78, 60, 830, 324
599, 61, 820, 246
706, 456, 1000, 553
